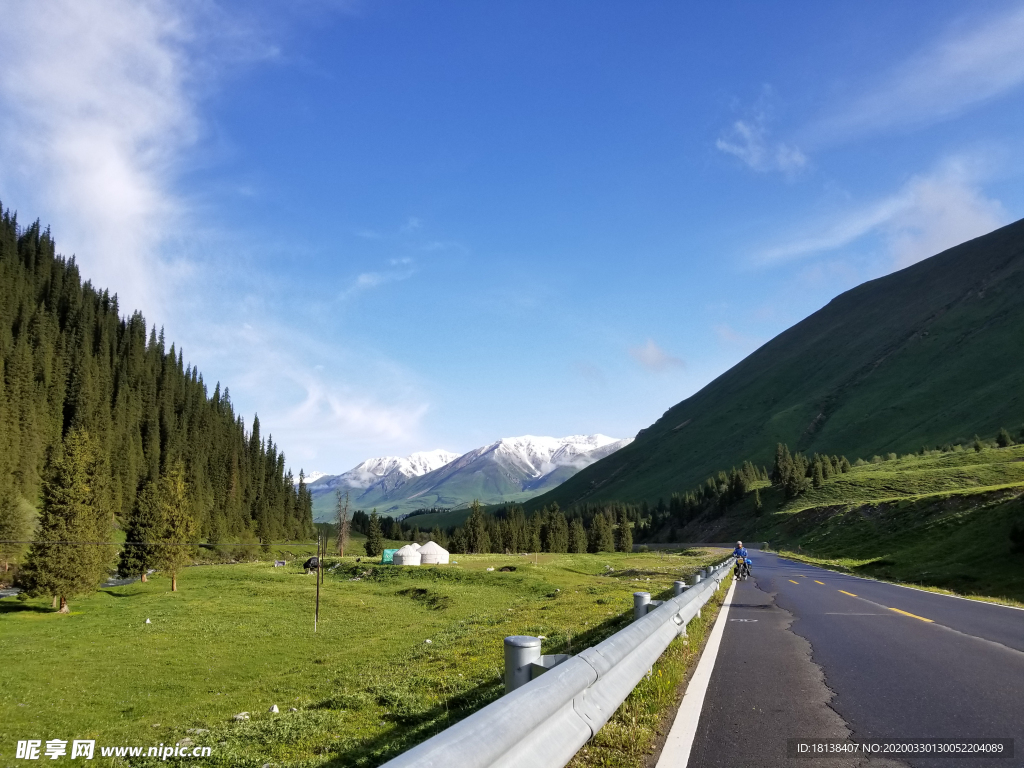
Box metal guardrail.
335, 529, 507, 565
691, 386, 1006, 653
380, 558, 736, 768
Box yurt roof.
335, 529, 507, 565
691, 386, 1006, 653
395, 544, 419, 555
410, 542, 421, 549
418, 541, 448, 555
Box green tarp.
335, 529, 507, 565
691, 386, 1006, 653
381, 548, 399, 564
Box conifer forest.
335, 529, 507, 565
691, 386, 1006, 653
0, 206, 314, 600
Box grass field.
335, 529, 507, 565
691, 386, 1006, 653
1, 549, 727, 766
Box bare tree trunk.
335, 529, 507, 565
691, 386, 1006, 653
58, 595, 69, 613
52, 595, 58, 609
141, 572, 148, 583
171, 572, 177, 592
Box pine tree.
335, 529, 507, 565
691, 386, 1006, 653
568, 518, 587, 553
118, 481, 164, 581
365, 510, 384, 557
973, 435, 984, 452
754, 488, 763, 516
388, 519, 403, 541
616, 510, 633, 552
19, 428, 111, 612
997, 428, 1014, 448
466, 501, 490, 553
812, 460, 825, 488
158, 461, 197, 592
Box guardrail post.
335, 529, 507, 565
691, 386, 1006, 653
504, 636, 542, 694
633, 592, 651, 621
673, 580, 687, 596
692, 573, 702, 585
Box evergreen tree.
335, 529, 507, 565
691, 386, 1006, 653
974, 436, 984, 452
19, 428, 111, 612
0, 482, 31, 574
0, 208, 311, 572
997, 428, 1014, 448
118, 480, 164, 582
429, 525, 448, 549
365, 510, 384, 557
545, 509, 569, 553
568, 518, 587, 553
388, 519, 403, 540
158, 461, 197, 592
754, 488, 763, 516
616, 510, 633, 552
466, 501, 490, 553
812, 460, 825, 488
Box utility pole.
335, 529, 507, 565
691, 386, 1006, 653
315, 534, 322, 633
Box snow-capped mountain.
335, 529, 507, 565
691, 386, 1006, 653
293, 471, 327, 485
308, 449, 460, 497
308, 435, 632, 520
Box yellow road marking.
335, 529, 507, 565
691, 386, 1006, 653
887, 607, 933, 623
788, 580, 799, 584
839, 590, 857, 597
814, 580, 825, 585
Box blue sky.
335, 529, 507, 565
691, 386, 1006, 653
2, 1, 1024, 473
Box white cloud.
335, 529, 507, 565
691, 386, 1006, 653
340, 264, 416, 298
0, 1, 202, 319
807, 5, 1024, 144
629, 339, 684, 372
716, 87, 807, 175
757, 158, 1008, 269
183, 315, 430, 472
716, 119, 807, 174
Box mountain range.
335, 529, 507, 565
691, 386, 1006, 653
308, 434, 632, 521
529, 217, 1024, 509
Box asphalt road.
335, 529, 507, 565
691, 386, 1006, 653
684, 553, 1024, 768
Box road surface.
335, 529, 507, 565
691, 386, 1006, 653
681, 553, 1023, 767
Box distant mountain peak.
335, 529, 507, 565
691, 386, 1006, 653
306, 433, 632, 521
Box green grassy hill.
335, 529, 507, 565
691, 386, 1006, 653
532, 218, 1024, 509
670, 443, 1024, 602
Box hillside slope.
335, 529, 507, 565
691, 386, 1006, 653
668, 445, 1024, 602
535, 218, 1024, 508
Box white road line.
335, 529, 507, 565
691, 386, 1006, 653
656, 577, 737, 768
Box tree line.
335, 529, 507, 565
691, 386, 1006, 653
0, 207, 314, 608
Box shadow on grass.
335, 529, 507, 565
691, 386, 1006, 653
99, 589, 136, 598
0, 601, 53, 614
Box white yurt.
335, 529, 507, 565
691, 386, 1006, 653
418, 540, 450, 565
393, 544, 422, 566
410, 542, 422, 550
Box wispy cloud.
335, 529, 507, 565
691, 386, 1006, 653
183, 314, 430, 471
716, 87, 807, 175
629, 339, 684, 372
340, 263, 416, 299
757, 157, 1008, 268
806, 5, 1024, 145
0, 1, 202, 318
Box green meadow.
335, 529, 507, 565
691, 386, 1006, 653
1, 549, 726, 767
